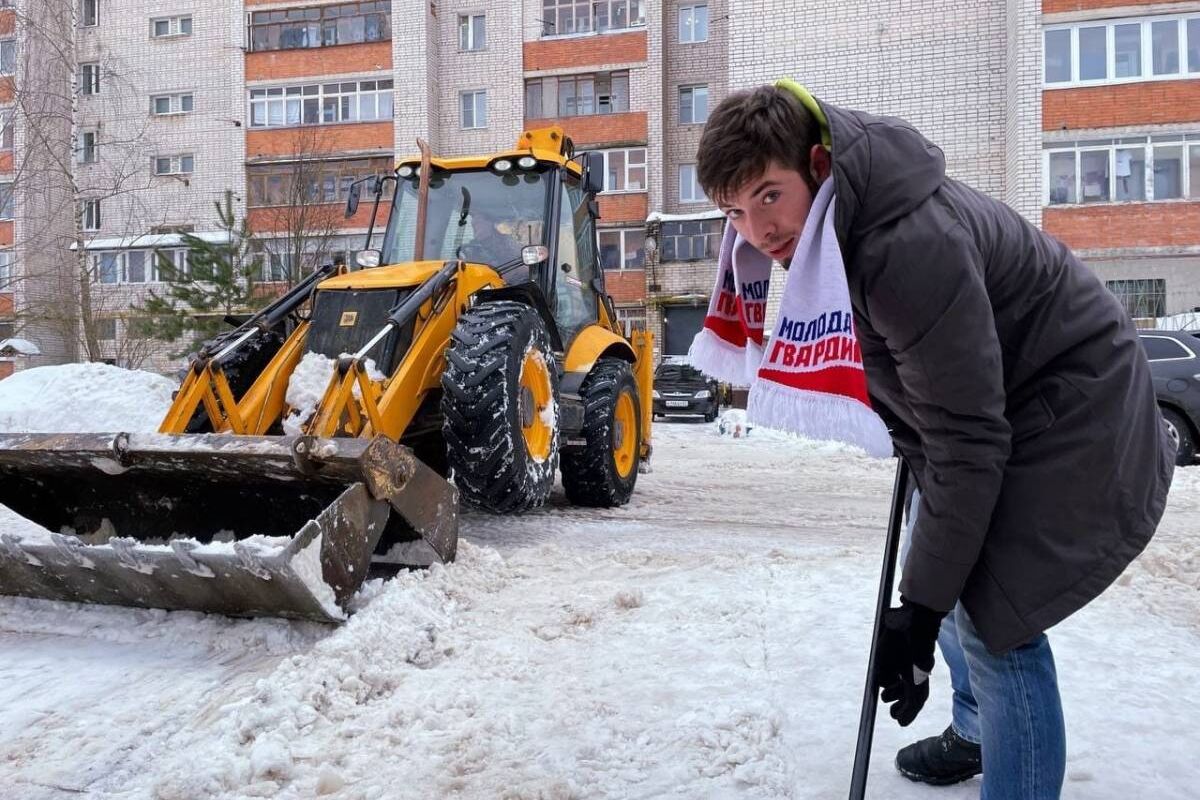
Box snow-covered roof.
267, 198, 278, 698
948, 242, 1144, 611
69, 231, 233, 252
0, 338, 40, 356
645, 209, 725, 223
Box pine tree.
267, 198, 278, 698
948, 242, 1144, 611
136, 191, 268, 358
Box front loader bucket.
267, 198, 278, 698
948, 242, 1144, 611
0, 433, 458, 622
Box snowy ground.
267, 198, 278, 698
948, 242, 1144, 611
1, 368, 1198, 799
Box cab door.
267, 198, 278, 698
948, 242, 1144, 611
550, 179, 600, 346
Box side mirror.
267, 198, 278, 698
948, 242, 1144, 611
355, 249, 381, 269
345, 181, 361, 218
583, 151, 604, 195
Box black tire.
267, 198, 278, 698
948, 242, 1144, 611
1161, 407, 1196, 466
704, 410, 717, 423
185, 328, 286, 433
441, 301, 559, 512
562, 358, 641, 507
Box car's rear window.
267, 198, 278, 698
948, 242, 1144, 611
656, 365, 705, 381
1140, 335, 1194, 361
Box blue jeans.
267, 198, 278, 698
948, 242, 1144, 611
903, 491, 1066, 799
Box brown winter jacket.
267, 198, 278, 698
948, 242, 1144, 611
819, 100, 1175, 654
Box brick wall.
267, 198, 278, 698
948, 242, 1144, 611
1044, 203, 1200, 250
663, 0, 727, 215
526, 111, 648, 147
1044, 83, 1200, 131
0, 221, 12, 248
598, 193, 648, 223
524, 31, 648, 71
246, 123, 393, 159
1043, 0, 1179, 13
247, 201, 387, 234
0, 361, 13, 380
0, 9, 14, 36
0, 293, 12, 315
604, 269, 646, 303
245, 42, 393, 82
433, 0, 524, 158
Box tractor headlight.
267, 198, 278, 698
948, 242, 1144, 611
521, 245, 549, 266
517, 156, 537, 169
397, 164, 415, 178
493, 158, 513, 173
652, 390, 661, 399
694, 390, 710, 399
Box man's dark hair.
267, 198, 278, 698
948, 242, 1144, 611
697, 86, 823, 203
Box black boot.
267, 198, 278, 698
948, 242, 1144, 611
895, 725, 982, 786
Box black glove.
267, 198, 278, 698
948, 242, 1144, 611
874, 597, 947, 726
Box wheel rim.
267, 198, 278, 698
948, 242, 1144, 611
613, 390, 637, 478
520, 350, 553, 463
1165, 417, 1181, 450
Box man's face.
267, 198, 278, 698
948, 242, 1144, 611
716, 149, 830, 263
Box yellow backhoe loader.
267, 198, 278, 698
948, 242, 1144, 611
0, 127, 654, 621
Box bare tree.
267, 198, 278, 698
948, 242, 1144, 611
249, 126, 351, 287
5, 0, 165, 366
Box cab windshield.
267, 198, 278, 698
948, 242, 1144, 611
380, 167, 552, 271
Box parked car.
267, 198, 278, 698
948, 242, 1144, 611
652, 362, 720, 422
1140, 330, 1200, 465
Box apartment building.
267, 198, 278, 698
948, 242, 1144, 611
0, 0, 1196, 379
1040, 1, 1200, 320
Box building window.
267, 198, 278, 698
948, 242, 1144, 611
679, 164, 707, 203
94, 252, 120, 285
81, 62, 101, 95
542, 0, 645, 36
598, 228, 646, 270
80, 0, 99, 27
151, 92, 194, 115
0, 182, 11, 220
246, 157, 393, 207
0, 40, 14, 75
659, 219, 722, 261
1044, 13, 1200, 86
615, 305, 647, 336
1044, 135, 1200, 205
1107, 279, 1166, 319
0, 110, 12, 151
679, 85, 708, 125
525, 71, 629, 118
248, 2, 392, 52
150, 15, 193, 39
82, 199, 101, 231
459, 14, 485, 51
679, 4, 708, 43
78, 130, 99, 164
1190, 18, 1200, 73
96, 318, 117, 340
248, 79, 393, 128
0, 251, 11, 290
460, 90, 487, 129
154, 154, 194, 176
596, 147, 646, 192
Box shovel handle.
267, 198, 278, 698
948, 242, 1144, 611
848, 458, 910, 800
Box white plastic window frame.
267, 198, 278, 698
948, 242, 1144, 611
679, 4, 708, 44
598, 147, 647, 193
1042, 135, 1199, 206
1043, 12, 1200, 88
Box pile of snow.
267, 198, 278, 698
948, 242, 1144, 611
713, 407, 868, 455
0, 362, 176, 433
283, 352, 385, 435
0, 337, 41, 356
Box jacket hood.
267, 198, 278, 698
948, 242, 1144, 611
820, 101, 946, 242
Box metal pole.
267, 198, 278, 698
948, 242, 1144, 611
848, 458, 910, 800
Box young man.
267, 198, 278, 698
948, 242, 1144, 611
696, 82, 1175, 797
